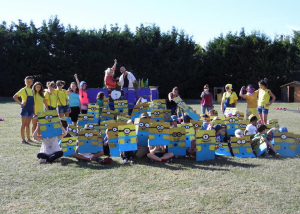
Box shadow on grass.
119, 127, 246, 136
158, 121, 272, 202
137, 155, 260, 171
60, 157, 122, 170
0, 97, 15, 104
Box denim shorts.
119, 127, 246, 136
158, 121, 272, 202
48, 106, 57, 111
20, 108, 34, 118
257, 106, 269, 114
58, 105, 71, 114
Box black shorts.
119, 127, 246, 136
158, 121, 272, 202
153, 152, 165, 158
69, 106, 80, 122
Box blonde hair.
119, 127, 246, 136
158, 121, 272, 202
104, 68, 114, 78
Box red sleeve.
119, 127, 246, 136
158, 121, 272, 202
111, 66, 115, 72
105, 76, 116, 88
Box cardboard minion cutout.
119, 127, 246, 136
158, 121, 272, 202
118, 124, 138, 152
67, 124, 78, 137
230, 136, 255, 158
150, 109, 165, 122
273, 132, 297, 157
103, 97, 109, 109
235, 112, 245, 121
61, 137, 77, 157
100, 120, 115, 140
131, 103, 150, 121
295, 134, 300, 155
211, 120, 226, 136
195, 130, 216, 161
251, 134, 267, 157
148, 122, 170, 146
87, 103, 99, 120
107, 122, 126, 157
191, 120, 203, 131
38, 110, 62, 138
78, 114, 95, 130
173, 97, 201, 121
117, 115, 130, 123
238, 120, 248, 132
225, 116, 239, 136
114, 100, 128, 114
134, 118, 150, 147
149, 99, 167, 110
78, 128, 103, 153
101, 108, 115, 121
267, 119, 279, 126
168, 127, 186, 156
178, 123, 195, 147
84, 123, 101, 132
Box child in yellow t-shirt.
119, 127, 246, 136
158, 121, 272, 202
257, 78, 276, 125
55, 80, 70, 118
44, 81, 57, 111
239, 84, 259, 118
221, 84, 238, 114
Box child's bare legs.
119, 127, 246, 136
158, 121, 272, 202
72, 153, 92, 161
91, 151, 104, 160
259, 113, 264, 124
65, 112, 70, 117
262, 114, 268, 125
160, 152, 174, 160
59, 113, 64, 118
147, 153, 163, 162
21, 117, 32, 142
72, 121, 77, 126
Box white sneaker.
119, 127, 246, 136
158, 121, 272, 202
39, 159, 47, 164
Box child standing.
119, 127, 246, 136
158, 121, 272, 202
13, 76, 35, 144
240, 85, 259, 118
44, 81, 57, 111
257, 78, 276, 125
74, 74, 89, 114
200, 84, 214, 114
96, 92, 105, 123
68, 82, 80, 126
55, 80, 70, 118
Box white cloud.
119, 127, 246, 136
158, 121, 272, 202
286, 25, 300, 31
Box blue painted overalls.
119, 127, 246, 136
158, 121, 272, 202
223, 92, 234, 113
20, 89, 34, 117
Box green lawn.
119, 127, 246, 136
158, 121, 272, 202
1, 97, 300, 214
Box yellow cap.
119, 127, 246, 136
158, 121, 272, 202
225, 84, 232, 89
248, 114, 255, 121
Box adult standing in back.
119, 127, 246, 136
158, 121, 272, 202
200, 84, 214, 114
119, 66, 140, 90
221, 84, 238, 114
75, 74, 89, 114
168, 87, 180, 116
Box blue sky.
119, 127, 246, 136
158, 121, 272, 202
0, 0, 299, 47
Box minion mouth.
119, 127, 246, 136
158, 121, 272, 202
173, 138, 180, 142
158, 130, 163, 133
48, 120, 52, 122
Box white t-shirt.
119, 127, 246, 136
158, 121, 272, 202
245, 124, 257, 135
40, 136, 62, 155
119, 71, 136, 89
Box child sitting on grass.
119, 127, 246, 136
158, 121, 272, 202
251, 124, 280, 157
34, 122, 66, 164
147, 145, 174, 163
244, 115, 258, 136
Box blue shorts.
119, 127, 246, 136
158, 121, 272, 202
257, 106, 269, 114
58, 105, 70, 114
48, 106, 57, 111
20, 108, 34, 118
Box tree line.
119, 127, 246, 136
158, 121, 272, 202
1, 16, 299, 99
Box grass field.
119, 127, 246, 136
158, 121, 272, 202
1, 97, 300, 214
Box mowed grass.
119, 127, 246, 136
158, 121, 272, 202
1, 97, 300, 214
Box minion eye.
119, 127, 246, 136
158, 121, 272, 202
83, 116, 88, 119
242, 140, 246, 144
195, 124, 199, 128
89, 133, 93, 137
112, 127, 118, 132
237, 140, 242, 144
172, 133, 177, 137
139, 122, 144, 127
281, 134, 287, 140
107, 112, 111, 115
122, 103, 125, 106
236, 114, 240, 117
156, 125, 160, 130
84, 133, 89, 137
145, 123, 149, 128
72, 129, 76, 133
178, 101, 183, 105
124, 128, 130, 134
89, 125, 93, 128
68, 127, 72, 131
105, 124, 108, 127
203, 134, 209, 140
45, 116, 49, 119
157, 102, 161, 105
160, 126, 164, 130
118, 103, 121, 106
178, 133, 182, 137
49, 116, 53, 119
186, 126, 190, 129
232, 118, 236, 122
139, 106, 144, 109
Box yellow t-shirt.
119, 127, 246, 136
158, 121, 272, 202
16, 87, 34, 103
44, 91, 57, 108
258, 89, 271, 109
55, 89, 68, 106
222, 91, 238, 104
34, 93, 45, 114
244, 91, 258, 108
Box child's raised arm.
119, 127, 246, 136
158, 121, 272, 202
267, 127, 278, 135
239, 86, 246, 99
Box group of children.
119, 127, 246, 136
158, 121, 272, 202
13, 74, 284, 165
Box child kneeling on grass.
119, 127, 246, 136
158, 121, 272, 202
34, 122, 66, 164
251, 124, 280, 158
147, 144, 174, 163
